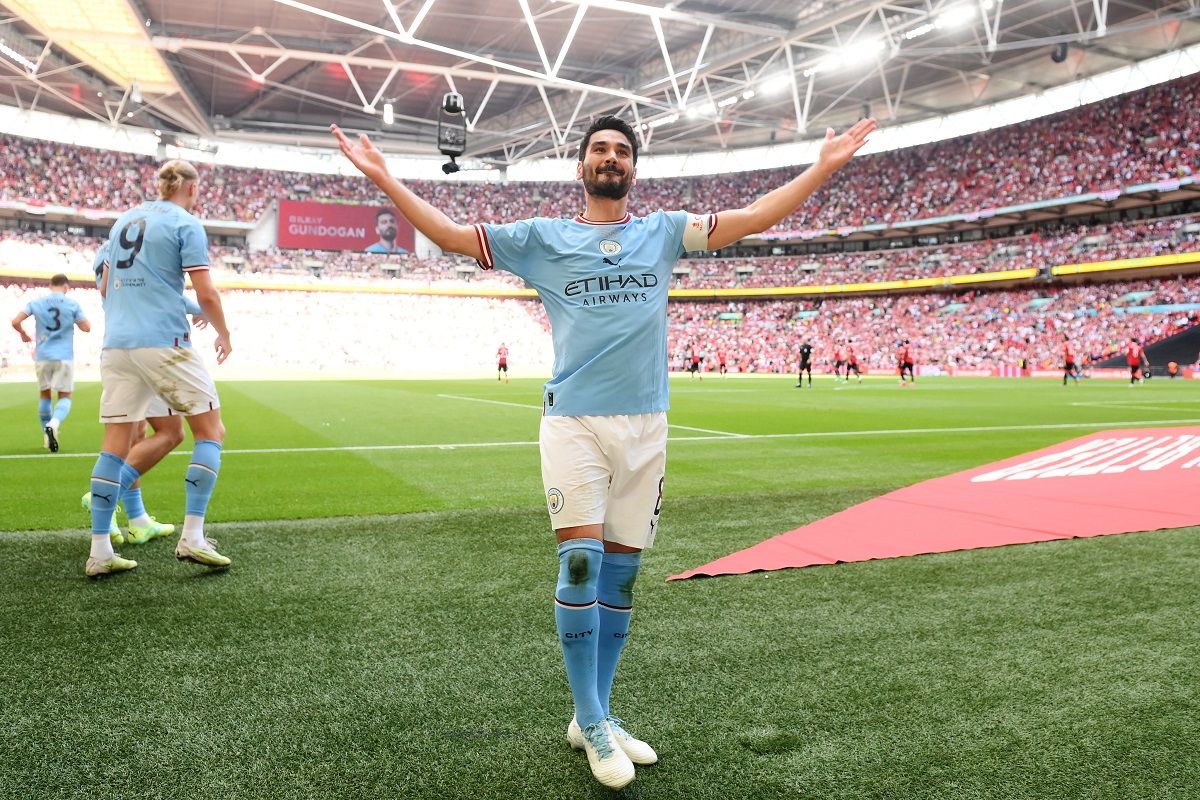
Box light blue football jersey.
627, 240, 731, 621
92, 243, 108, 287
24, 293, 86, 361
93, 239, 201, 315
102, 200, 210, 349
477, 210, 713, 416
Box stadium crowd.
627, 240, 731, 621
3, 72, 1198, 382
2, 73, 1196, 231
678, 213, 1199, 288
0, 283, 554, 379
667, 276, 1200, 375
2, 211, 1196, 290
4, 277, 1197, 380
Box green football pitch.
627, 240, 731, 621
1, 376, 1198, 799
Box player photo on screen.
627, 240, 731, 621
364, 208, 409, 254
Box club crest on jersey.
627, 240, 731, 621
598, 239, 622, 256
547, 488, 565, 514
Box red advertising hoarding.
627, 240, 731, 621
670, 426, 1200, 579
277, 200, 415, 253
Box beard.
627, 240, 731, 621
381, 226, 397, 240
582, 165, 633, 200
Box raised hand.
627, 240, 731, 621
330, 124, 391, 184
817, 118, 877, 173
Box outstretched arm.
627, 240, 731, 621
706, 118, 877, 251
330, 125, 483, 261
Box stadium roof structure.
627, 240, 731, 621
0, 0, 1198, 166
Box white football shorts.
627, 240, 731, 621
539, 412, 667, 550
35, 360, 74, 393
99, 347, 220, 423
146, 395, 172, 419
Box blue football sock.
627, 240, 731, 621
118, 464, 145, 519
554, 538, 605, 729
38, 399, 51, 427
184, 440, 222, 517
52, 397, 72, 425
89, 452, 125, 535
596, 551, 641, 718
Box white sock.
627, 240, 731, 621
128, 513, 151, 528
89, 533, 114, 561
47, 418, 60, 432
182, 515, 206, 546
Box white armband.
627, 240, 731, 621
682, 213, 716, 253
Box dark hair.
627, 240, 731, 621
50, 273, 68, 287
578, 115, 639, 164
376, 208, 396, 221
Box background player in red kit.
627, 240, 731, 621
845, 341, 863, 383
717, 348, 728, 378
497, 343, 510, 383
832, 343, 846, 382
1126, 337, 1149, 385
898, 339, 915, 386
1062, 335, 1080, 386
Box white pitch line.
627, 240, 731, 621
1069, 402, 1199, 413
438, 393, 541, 410
668, 423, 746, 437
438, 393, 745, 437
717, 417, 1200, 441
3, 418, 1199, 461
1070, 399, 1200, 407
0, 441, 542, 460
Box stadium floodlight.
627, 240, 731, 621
741, 88, 756, 100
936, 5, 976, 29
718, 96, 737, 108
648, 113, 678, 129
131, 81, 142, 104
804, 39, 884, 77
383, 102, 394, 125
0, 39, 38, 74
904, 22, 935, 40
842, 38, 885, 65
761, 73, 792, 95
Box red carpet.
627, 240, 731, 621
669, 427, 1200, 580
